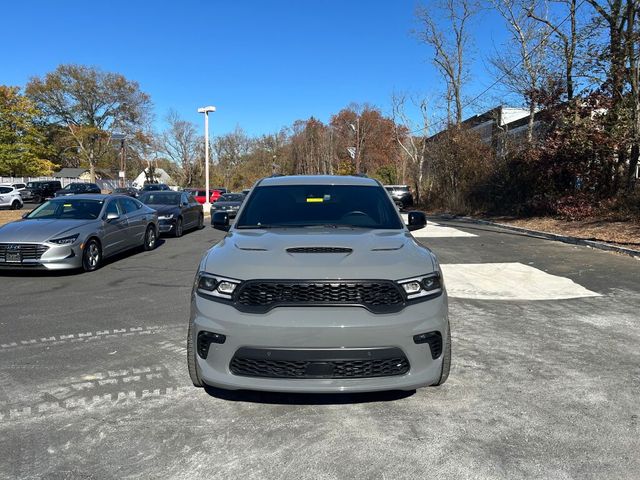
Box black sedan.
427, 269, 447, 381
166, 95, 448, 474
138, 191, 204, 237
210, 193, 245, 219
111, 187, 139, 197
54, 182, 101, 197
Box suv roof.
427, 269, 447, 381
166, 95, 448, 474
259, 175, 379, 187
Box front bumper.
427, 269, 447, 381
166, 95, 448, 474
158, 218, 176, 233
211, 208, 239, 218
190, 293, 449, 392
0, 242, 82, 270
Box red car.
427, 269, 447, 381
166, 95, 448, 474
188, 188, 222, 204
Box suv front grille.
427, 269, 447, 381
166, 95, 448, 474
0, 244, 49, 262
229, 347, 410, 379
234, 280, 405, 313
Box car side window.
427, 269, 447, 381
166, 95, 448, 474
119, 198, 139, 214
181, 193, 189, 205
0, 187, 11, 194
105, 199, 120, 216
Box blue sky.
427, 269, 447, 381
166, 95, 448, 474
2, 0, 511, 136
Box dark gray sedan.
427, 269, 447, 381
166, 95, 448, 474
138, 191, 204, 237
0, 194, 158, 272
210, 193, 246, 220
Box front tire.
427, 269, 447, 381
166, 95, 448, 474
143, 225, 157, 251
187, 323, 204, 388
431, 323, 451, 386
82, 239, 102, 272
174, 217, 183, 237
197, 213, 204, 229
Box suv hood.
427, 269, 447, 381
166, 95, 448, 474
203, 228, 436, 280
0, 219, 92, 243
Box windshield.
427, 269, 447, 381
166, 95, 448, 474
220, 194, 244, 202
235, 185, 403, 229
139, 192, 179, 205
26, 198, 104, 220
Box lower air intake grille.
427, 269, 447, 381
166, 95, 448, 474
229, 347, 410, 379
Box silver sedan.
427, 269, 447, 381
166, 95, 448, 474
0, 194, 158, 272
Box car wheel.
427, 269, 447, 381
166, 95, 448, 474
187, 323, 204, 388
33, 194, 42, 203
143, 225, 157, 251
431, 323, 451, 386
11, 200, 21, 210
175, 217, 183, 237
82, 239, 102, 272
197, 213, 204, 229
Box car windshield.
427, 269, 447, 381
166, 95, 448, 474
219, 194, 244, 202
26, 198, 104, 220
139, 192, 179, 205
235, 185, 403, 229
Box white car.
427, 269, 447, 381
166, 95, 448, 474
0, 186, 24, 209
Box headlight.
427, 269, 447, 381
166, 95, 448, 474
158, 214, 174, 220
50, 234, 79, 245
195, 272, 241, 300
397, 272, 442, 300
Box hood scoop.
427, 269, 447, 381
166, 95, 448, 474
286, 247, 353, 254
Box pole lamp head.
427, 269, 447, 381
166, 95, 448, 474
197, 106, 216, 114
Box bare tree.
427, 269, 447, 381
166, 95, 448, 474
159, 110, 200, 186
416, 0, 478, 126
527, 0, 579, 100
492, 0, 552, 143
391, 93, 431, 203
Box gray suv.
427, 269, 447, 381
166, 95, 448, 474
188, 175, 450, 393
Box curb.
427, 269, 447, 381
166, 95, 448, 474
435, 215, 640, 259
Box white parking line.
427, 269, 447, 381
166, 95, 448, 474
441, 262, 601, 300
401, 214, 476, 238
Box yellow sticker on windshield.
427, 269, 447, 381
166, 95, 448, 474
64, 204, 72, 207
306, 198, 323, 203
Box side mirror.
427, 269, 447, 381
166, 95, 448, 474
106, 212, 120, 221
407, 211, 427, 231
212, 211, 229, 230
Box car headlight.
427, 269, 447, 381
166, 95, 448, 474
158, 214, 174, 220
50, 234, 79, 245
195, 272, 241, 300
397, 272, 443, 300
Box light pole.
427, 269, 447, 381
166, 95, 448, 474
197, 106, 216, 212
112, 133, 126, 187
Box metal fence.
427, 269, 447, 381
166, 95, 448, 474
0, 176, 130, 192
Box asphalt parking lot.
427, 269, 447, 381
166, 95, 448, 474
1, 219, 639, 479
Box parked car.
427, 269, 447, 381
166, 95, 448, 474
191, 188, 223, 204
0, 194, 158, 272
54, 182, 101, 197
20, 180, 62, 203
111, 187, 139, 197
139, 191, 204, 237
0, 186, 23, 210
241, 188, 251, 195
384, 185, 414, 210
210, 193, 245, 219
0, 182, 27, 193
188, 175, 449, 393
141, 183, 171, 192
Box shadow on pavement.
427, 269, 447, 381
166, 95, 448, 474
0, 238, 167, 277
203, 385, 415, 405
